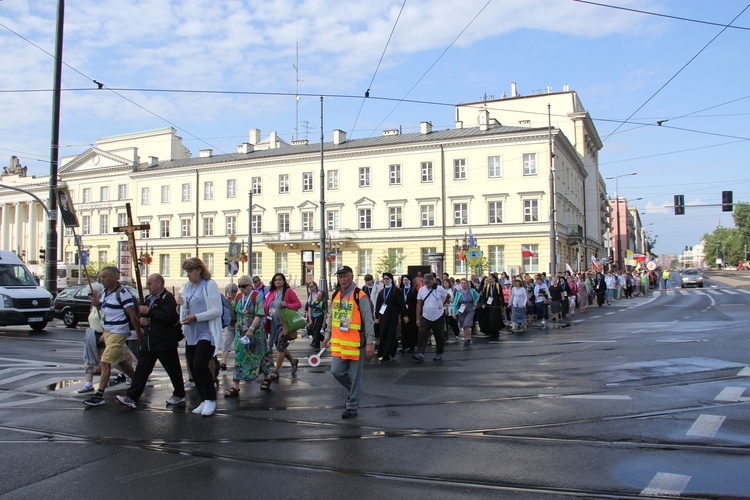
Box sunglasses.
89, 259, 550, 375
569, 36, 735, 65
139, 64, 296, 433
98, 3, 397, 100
239, 284, 250, 289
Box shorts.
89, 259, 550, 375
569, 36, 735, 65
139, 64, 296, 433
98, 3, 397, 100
100, 330, 129, 365
221, 326, 235, 352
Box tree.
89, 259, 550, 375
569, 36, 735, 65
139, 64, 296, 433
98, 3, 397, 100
733, 203, 750, 240
376, 250, 405, 276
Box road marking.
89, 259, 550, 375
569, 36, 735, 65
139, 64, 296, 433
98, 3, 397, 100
605, 312, 615, 315
0, 395, 53, 409
707, 290, 722, 295
687, 414, 725, 437
715, 387, 746, 402
678, 290, 688, 295
538, 394, 631, 400
589, 315, 602, 319
641, 472, 691, 496
738, 367, 750, 376
657, 339, 708, 343
737, 289, 750, 294
568, 340, 617, 343
571, 320, 584, 323
694, 290, 706, 295
722, 289, 739, 295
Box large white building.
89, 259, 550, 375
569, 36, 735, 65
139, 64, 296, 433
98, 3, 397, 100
0, 85, 609, 290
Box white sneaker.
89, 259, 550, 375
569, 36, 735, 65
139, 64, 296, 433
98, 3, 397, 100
541, 320, 546, 326
185, 380, 196, 388
201, 400, 216, 416
192, 402, 205, 414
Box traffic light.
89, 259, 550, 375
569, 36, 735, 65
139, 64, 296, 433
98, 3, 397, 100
722, 191, 733, 212
674, 194, 685, 215
39, 248, 46, 261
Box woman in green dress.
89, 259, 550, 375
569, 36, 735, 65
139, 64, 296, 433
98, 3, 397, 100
224, 274, 272, 396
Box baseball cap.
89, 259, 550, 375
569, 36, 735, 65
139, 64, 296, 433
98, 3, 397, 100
335, 265, 353, 275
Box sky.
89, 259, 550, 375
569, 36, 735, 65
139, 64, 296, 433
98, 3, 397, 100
1, 0, 749, 257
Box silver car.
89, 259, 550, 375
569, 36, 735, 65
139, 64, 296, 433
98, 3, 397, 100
681, 268, 704, 288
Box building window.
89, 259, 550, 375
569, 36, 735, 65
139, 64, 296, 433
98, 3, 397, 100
252, 177, 261, 195
202, 253, 214, 274
251, 252, 262, 275
118, 184, 127, 200
81, 215, 91, 235
279, 174, 289, 194
327, 170, 338, 190
118, 213, 127, 227
275, 251, 288, 274
302, 212, 314, 232
226, 215, 237, 235
421, 161, 433, 183
454, 251, 467, 275
180, 253, 191, 276
421, 205, 435, 227
82, 188, 91, 203
488, 201, 503, 224
65, 227, 73, 237
99, 214, 108, 235
358, 249, 372, 275
327, 210, 340, 230
388, 248, 404, 274
389, 206, 402, 228
204, 181, 214, 200
100, 186, 109, 202
160, 220, 170, 238
488, 156, 502, 177
98, 251, 107, 263
421, 247, 436, 266
358, 208, 372, 229
302, 172, 313, 192
160, 255, 170, 276
161, 186, 170, 203
488, 245, 505, 273
278, 213, 290, 233
140, 224, 150, 239
523, 153, 537, 175
359, 167, 370, 188
453, 159, 466, 180
389, 164, 401, 185
523, 199, 539, 222
522, 243, 539, 272
182, 183, 191, 202
226, 179, 237, 198
141, 187, 150, 205
454, 203, 468, 226
252, 214, 262, 234
203, 217, 214, 236
181, 219, 191, 237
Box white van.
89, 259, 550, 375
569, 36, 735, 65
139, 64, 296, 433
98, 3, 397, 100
0, 251, 55, 332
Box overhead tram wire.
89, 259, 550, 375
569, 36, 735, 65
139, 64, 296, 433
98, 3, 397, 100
600, 3, 750, 143
349, 0, 407, 137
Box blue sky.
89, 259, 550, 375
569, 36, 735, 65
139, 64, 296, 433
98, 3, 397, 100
1, 0, 749, 257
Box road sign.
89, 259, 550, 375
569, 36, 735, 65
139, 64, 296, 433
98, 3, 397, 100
227, 260, 239, 276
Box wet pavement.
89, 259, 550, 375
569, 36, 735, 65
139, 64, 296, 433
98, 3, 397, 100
1, 279, 750, 498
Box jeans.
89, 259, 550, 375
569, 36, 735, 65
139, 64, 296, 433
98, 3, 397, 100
331, 348, 365, 410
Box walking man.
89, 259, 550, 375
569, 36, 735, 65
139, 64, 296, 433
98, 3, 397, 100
84, 267, 140, 406
116, 274, 186, 409
323, 266, 375, 419
413, 273, 450, 362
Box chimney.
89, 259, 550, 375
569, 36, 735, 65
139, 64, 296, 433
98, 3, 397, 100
148, 156, 158, 166
249, 128, 261, 145
479, 108, 490, 131
333, 129, 347, 145
455, 120, 463, 129
269, 132, 278, 149
420, 121, 432, 134
237, 143, 254, 154
511, 82, 518, 98
199, 149, 213, 158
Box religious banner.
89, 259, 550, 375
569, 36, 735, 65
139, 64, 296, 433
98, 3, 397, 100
54, 185, 79, 228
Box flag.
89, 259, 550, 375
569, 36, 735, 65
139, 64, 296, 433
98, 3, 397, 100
522, 246, 535, 258
468, 228, 477, 248
565, 263, 574, 275
591, 255, 600, 270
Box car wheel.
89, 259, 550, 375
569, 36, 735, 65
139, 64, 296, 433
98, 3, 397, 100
62, 308, 78, 328
30, 322, 47, 332
698, 283, 703, 288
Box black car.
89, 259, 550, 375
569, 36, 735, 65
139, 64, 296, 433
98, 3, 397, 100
53, 283, 138, 327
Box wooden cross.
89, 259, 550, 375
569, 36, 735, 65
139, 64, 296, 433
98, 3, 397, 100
113, 203, 150, 304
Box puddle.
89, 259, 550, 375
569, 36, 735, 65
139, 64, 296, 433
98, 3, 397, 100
46, 379, 85, 391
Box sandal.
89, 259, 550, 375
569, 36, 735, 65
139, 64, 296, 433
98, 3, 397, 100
224, 387, 240, 398
260, 379, 271, 390
291, 358, 299, 374
270, 371, 279, 380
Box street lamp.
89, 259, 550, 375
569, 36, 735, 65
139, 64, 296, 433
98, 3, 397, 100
605, 172, 637, 270
455, 235, 470, 279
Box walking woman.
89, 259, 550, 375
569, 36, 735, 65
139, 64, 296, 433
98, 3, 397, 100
304, 283, 327, 350
399, 275, 419, 353
177, 257, 222, 416
375, 272, 407, 362
224, 274, 272, 397
264, 273, 302, 380
509, 278, 528, 332
479, 273, 505, 338
452, 278, 480, 347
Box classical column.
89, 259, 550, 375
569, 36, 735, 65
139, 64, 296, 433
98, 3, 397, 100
28, 201, 38, 260
1, 204, 9, 251
14, 202, 23, 255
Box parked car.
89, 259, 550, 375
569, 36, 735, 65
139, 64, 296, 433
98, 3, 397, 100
681, 268, 704, 288
53, 283, 138, 327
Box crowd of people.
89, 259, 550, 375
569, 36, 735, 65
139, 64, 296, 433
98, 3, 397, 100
79, 260, 668, 418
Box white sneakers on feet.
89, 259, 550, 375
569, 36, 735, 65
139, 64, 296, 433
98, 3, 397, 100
201, 400, 216, 416
192, 402, 205, 414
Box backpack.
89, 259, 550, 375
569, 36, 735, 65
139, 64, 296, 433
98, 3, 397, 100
114, 286, 141, 333
220, 294, 232, 329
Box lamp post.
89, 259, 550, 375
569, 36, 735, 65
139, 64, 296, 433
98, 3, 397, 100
605, 172, 637, 270
455, 235, 469, 279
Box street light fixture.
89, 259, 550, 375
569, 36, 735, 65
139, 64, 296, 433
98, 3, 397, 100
605, 172, 637, 270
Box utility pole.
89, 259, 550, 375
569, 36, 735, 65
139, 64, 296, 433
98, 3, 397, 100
548, 105, 557, 275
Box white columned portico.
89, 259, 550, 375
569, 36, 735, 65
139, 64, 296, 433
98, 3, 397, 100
0, 204, 8, 250
28, 201, 38, 260
14, 202, 23, 255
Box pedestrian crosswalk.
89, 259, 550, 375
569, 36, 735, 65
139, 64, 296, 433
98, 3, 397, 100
654, 288, 750, 296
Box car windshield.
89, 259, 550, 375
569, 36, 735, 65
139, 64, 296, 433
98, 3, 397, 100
0, 264, 38, 286
684, 269, 700, 275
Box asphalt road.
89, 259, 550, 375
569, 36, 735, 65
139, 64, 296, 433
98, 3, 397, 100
1, 273, 749, 499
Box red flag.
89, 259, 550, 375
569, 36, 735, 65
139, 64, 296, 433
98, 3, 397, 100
521, 246, 535, 258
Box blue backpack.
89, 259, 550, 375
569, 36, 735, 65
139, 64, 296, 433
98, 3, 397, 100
220, 294, 232, 329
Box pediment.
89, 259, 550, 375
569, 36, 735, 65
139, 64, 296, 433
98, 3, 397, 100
297, 200, 318, 210
354, 197, 376, 206
60, 148, 135, 174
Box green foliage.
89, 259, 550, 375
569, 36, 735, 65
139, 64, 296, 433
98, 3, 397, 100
376, 250, 405, 276
702, 219, 748, 267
